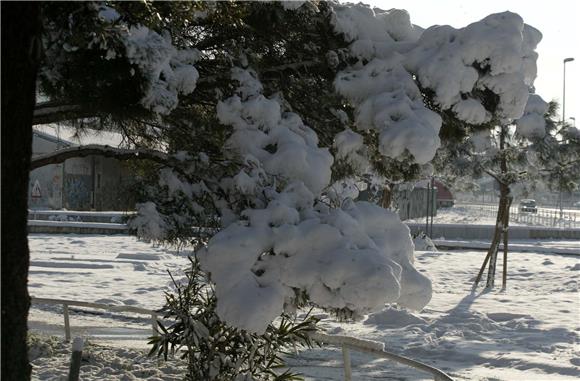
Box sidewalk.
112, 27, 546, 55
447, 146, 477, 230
433, 238, 580, 255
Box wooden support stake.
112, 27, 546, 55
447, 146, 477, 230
63, 304, 71, 341
342, 345, 352, 381
151, 312, 158, 336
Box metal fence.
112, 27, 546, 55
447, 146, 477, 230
310, 332, 454, 381
31, 297, 454, 381
31, 297, 158, 341
459, 203, 580, 228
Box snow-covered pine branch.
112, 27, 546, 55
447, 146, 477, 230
30, 144, 175, 172
33, 102, 96, 126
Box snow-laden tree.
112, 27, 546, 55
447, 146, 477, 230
29, 0, 546, 362
435, 96, 580, 289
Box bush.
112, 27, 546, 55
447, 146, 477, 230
149, 258, 319, 380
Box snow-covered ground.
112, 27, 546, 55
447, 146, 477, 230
29, 333, 186, 381
28, 234, 579, 380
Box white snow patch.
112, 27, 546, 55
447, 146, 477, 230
516, 94, 549, 138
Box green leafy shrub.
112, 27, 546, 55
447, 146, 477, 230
149, 258, 319, 380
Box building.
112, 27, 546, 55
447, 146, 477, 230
357, 181, 438, 221
29, 125, 135, 211
394, 182, 437, 221
433, 180, 454, 208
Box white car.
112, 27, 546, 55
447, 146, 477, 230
519, 199, 537, 213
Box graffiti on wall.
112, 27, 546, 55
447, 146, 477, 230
64, 174, 91, 210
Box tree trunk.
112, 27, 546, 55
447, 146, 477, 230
501, 195, 513, 290
485, 183, 510, 289
380, 184, 392, 209
473, 186, 507, 289
1, 3, 41, 380
474, 125, 513, 290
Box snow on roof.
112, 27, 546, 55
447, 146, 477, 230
33, 124, 127, 147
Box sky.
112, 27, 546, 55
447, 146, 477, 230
364, 0, 579, 126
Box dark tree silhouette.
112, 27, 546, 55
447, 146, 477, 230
1, 3, 42, 380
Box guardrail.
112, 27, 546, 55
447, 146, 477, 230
310, 332, 454, 381
31, 297, 454, 380
31, 297, 158, 341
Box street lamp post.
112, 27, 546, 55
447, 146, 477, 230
560, 58, 574, 218
563, 57, 574, 123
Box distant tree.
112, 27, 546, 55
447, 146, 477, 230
435, 97, 580, 289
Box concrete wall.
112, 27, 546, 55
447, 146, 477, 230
30, 137, 66, 209
62, 157, 93, 210
30, 134, 135, 211
29, 164, 64, 209
93, 157, 135, 211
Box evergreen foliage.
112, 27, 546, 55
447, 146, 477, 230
149, 258, 319, 381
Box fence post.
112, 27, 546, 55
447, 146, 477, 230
63, 304, 71, 341
342, 345, 352, 381
68, 337, 83, 381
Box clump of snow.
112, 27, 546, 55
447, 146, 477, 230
334, 57, 441, 164
413, 232, 438, 251
199, 200, 432, 333
331, 5, 542, 163
364, 307, 427, 327
376, 8, 423, 43
331, 4, 442, 165
326, 178, 364, 205
452, 98, 491, 125
331, 3, 394, 43
130, 202, 167, 240
516, 94, 548, 138
333, 129, 370, 172
218, 68, 333, 195
199, 68, 433, 333
96, 5, 121, 23
332, 4, 421, 46
405, 12, 542, 122
124, 26, 199, 115
158, 168, 193, 198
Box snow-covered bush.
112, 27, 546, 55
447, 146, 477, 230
413, 232, 438, 252
149, 258, 319, 381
